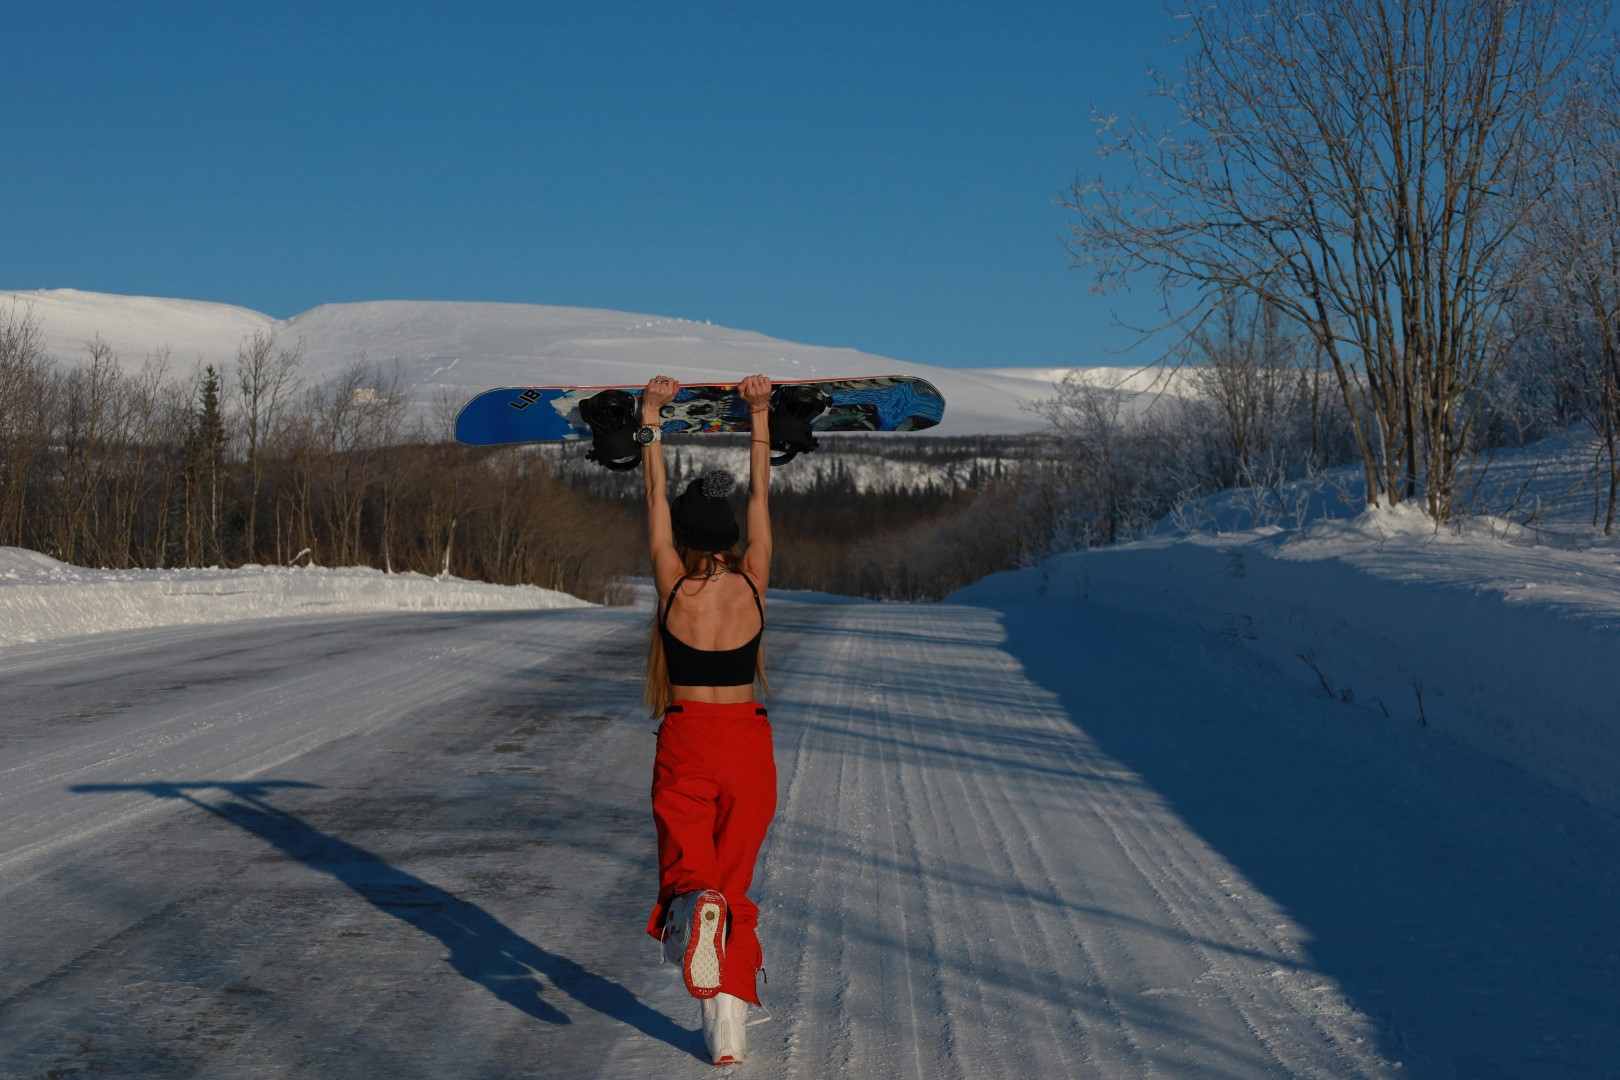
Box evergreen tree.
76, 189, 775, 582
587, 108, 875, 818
183, 365, 227, 565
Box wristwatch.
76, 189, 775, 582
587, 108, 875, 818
633, 425, 662, 446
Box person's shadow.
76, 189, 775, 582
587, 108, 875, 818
70, 780, 698, 1058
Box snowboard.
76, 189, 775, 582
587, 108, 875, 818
453, 375, 945, 446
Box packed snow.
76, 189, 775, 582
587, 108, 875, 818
3, 427, 1617, 1077
0, 547, 589, 647
958, 504, 1620, 818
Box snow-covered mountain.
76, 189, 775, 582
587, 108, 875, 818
0, 288, 1172, 436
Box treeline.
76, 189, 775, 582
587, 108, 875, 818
1013, 288, 1620, 552
0, 298, 1067, 602
555, 432, 1040, 499
740, 296, 1617, 591
8, 288, 1609, 608
0, 302, 1041, 602
760, 477, 1066, 600
0, 307, 642, 602
549, 431, 1074, 600
1023, 299, 1362, 547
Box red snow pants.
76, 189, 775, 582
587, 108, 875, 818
645, 700, 777, 1005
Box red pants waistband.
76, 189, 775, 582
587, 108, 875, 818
665, 699, 767, 719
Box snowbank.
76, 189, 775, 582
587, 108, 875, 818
953, 506, 1620, 816
0, 548, 590, 647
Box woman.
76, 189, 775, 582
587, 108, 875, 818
638, 373, 775, 1067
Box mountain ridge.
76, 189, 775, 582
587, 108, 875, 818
1, 287, 1162, 435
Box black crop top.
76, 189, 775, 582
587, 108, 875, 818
660, 573, 764, 687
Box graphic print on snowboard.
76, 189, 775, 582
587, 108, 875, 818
454, 375, 945, 447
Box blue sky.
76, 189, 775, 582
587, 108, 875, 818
1, 2, 1181, 369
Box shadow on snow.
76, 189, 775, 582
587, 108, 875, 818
68, 779, 697, 1059
970, 598, 1620, 1079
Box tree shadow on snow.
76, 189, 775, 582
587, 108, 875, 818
69, 780, 697, 1058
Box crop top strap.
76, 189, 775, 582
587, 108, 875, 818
661, 571, 765, 625
739, 571, 764, 621
661, 580, 681, 627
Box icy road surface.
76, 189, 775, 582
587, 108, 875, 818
3, 597, 1615, 1078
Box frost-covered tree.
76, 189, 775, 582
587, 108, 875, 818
1515, 59, 1620, 533
1066, 0, 1601, 520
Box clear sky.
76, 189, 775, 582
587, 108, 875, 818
1, 1, 1183, 369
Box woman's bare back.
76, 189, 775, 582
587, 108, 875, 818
663, 570, 763, 652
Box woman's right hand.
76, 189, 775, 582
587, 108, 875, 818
739, 374, 772, 413
642, 375, 679, 423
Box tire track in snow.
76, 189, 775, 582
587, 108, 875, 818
1033, 635, 1393, 1079
740, 599, 1394, 1080
891, 618, 1124, 1080
849, 604, 1153, 1078
761, 614, 880, 1078
953, 602, 1389, 1078
838, 631, 960, 1080
2, 594, 1402, 1078
2, 604, 678, 1080
874, 619, 1084, 1079
0, 610, 622, 894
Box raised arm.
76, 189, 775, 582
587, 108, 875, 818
642, 376, 684, 594
739, 374, 772, 588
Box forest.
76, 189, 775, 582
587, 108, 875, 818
1, 285, 1612, 605
0, 301, 1048, 602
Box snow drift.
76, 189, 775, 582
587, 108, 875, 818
955, 505, 1620, 816
0, 548, 590, 647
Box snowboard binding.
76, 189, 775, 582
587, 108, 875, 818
579, 389, 642, 471
767, 385, 828, 466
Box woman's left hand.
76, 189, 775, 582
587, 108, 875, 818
642, 375, 679, 423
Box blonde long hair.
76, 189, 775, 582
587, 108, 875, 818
645, 546, 770, 714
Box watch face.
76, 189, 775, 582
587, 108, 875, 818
634, 425, 656, 445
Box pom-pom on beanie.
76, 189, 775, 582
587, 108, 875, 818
671, 469, 740, 552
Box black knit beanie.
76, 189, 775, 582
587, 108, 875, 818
671, 470, 740, 552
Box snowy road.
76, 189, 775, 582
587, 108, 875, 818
3, 597, 1616, 1077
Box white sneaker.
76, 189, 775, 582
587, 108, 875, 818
701, 992, 749, 1066
662, 889, 727, 998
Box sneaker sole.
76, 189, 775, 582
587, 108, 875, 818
684, 889, 726, 998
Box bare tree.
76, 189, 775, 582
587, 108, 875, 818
51, 338, 127, 564
0, 303, 52, 547
307, 359, 403, 566
234, 328, 303, 563
143, 360, 195, 567
1180, 296, 1317, 488
1029, 376, 1138, 543
105, 348, 175, 568
1520, 58, 1620, 533
1066, 0, 1599, 519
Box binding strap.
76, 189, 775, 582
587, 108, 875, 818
579, 388, 642, 471
767, 385, 828, 466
